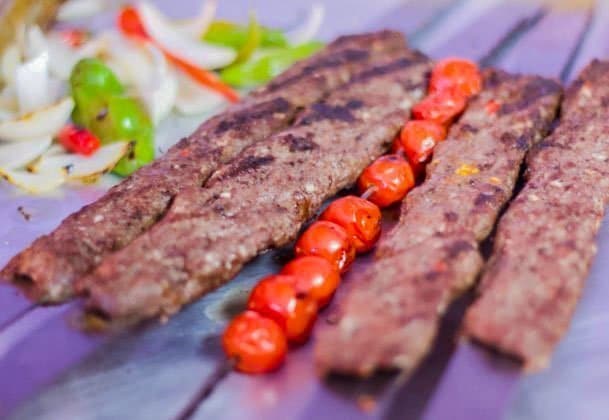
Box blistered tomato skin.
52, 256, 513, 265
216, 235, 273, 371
222, 311, 287, 374
295, 221, 356, 273
399, 120, 447, 165
247, 275, 318, 344
320, 196, 382, 253
358, 155, 416, 208
412, 89, 467, 126
281, 256, 341, 307
430, 58, 482, 98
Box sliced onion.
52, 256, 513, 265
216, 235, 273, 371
176, 0, 218, 38
24, 26, 48, 60
0, 168, 65, 193
174, 71, 226, 116
140, 44, 177, 123
1, 44, 20, 85
0, 85, 18, 117
136, 1, 236, 69
104, 33, 153, 87
0, 97, 74, 142
46, 30, 113, 80
0, 136, 52, 169
15, 52, 52, 114
57, 0, 106, 22
285, 3, 325, 45
31, 142, 129, 180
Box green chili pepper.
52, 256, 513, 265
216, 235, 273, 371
69, 59, 155, 176
219, 41, 323, 88
70, 58, 125, 96
204, 19, 288, 50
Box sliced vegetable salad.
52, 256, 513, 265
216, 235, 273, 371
0, 0, 325, 193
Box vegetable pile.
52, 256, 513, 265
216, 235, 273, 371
0, 0, 325, 193
222, 58, 483, 374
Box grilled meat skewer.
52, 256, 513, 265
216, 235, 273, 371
79, 51, 432, 323
315, 69, 562, 376
464, 60, 609, 371
1, 30, 407, 303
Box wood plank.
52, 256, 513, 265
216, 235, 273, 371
366, 0, 458, 37
492, 7, 591, 79
427, 2, 543, 60
566, 0, 609, 81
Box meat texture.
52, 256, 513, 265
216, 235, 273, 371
315, 69, 562, 376
464, 60, 609, 371
80, 51, 433, 323
1, 30, 407, 303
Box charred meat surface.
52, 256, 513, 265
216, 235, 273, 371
0, 30, 407, 303
315, 69, 562, 377
464, 60, 609, 371
79, 51, 432, 323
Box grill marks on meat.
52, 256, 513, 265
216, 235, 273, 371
78, 51, 432, 322
314, 69, 562, 377
0, 30, 407, 303
463, 60, 609, 371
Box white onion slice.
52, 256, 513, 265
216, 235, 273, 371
1, 44, 20, 85
0, 168, 65, 193
136, 1, 236, 69
57, 0, 106, 22
0, 136, 52, 169
176, 0, 218, 38
31, 142, 129, 180
174, 71, 226, 115
15, 52, 51, 114
285, 3, 325, 45
140, 44, 177, 123
0, 97, 74, 142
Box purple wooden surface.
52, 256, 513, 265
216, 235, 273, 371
421, 343, 520, 420
1, 1, 608, 420
567, 0, 609, 81
494, 7, 592, 79
427, 2, 543, 61
0, 284, 31, 330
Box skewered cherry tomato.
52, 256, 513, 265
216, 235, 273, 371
247, 275, 317, 344
295, 221, 356, 273
357, 155, 415, 207
281, 256, 341, 307
320, 196, 382, 253
412, 88, 467, 125
222, 310, 287, 374
399, 120, 447, 165
430, 58, 482, 98
57, 124, 101, 156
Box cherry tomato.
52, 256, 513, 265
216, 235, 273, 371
399, 120, 447, 165
247, 275, 318, 344
412, 89, 467, 125
57, 124, 101, 156
391, 137, 425, 178
281, 256, 341, 308
222, 310, 287, 374
320, 196, 382, 253
295, 221, 356, 273
430, 58, 482, 98
357, 155, 415, 207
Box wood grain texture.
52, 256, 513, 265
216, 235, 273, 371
2, 0, 609, 419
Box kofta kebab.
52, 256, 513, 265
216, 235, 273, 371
3, 30, 606, 379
